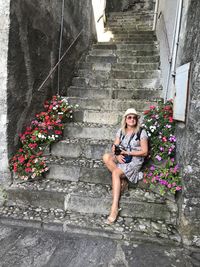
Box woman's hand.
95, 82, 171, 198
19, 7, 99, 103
116, 154, 125, 163
120, 149, 129, 155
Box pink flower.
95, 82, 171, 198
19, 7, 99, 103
176, 186, 182, 191
155, 155, 162, 161
150, 105, 156, 110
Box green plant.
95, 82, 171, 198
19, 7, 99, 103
142, 100, 182, 195
9, 95, 77, 180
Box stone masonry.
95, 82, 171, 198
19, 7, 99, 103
0, 2, 184, 246
175, 0, 200, 247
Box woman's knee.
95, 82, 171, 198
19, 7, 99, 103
103, 153, 112, 163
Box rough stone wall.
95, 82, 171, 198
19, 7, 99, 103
175, 0, 200, 247
106, 0, 155, 12
7, 0, 96, 157
0, 0, 11, 183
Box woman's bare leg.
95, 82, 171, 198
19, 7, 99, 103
108, 168, 124, 222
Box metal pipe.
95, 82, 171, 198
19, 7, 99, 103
37, 29, 83, 92
57, 0, 65, 95
153, 0, 159, 31
171, 0, 183, 76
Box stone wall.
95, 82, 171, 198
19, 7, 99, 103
176, 0, 200, 247
0, 1, 11, 183
7, 0, 96, 158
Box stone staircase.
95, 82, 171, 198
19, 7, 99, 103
1, 7, 181, 244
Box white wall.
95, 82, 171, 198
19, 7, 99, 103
155, 0, 178, 99
0, 0, 11, 184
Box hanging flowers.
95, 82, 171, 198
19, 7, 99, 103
9, 95, 77, 181
142, 100, 182, 196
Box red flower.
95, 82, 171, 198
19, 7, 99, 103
55, 130, 62, 135
143, 110, 150, 115
25, 167, 32, 173
169, 117, 173, 122
18, 155, 25, 163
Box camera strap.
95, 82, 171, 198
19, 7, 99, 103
119, 128, 143, 149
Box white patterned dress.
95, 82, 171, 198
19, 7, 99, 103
116, 128, 148, 183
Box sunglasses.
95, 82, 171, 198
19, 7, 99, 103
126, 115, 137, 120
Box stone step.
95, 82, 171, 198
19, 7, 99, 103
106, 21, 153, 28
108, 38, 156, 44
105, 23, 152, 32
93, 43, 158, 51
86, 55, 160, 64
5, 179, 177, 225
63, 122, 118, 141
72, 77, 161, 90
117, 55, 160, 63
104, 28, 154, 34
67, 86, 161, 100
109, 11, 155, 16
105, 26, 152, 32
112, 62, 159, 71
0, 205, 181, 244
89, 49, 158, 57
77, 69, 160, 80
72, 109, 123, 125
51, 138, 111, 160
78, 62, 159, 72
107, 16, 154, 22
66, 97, 157, 113
109, 33, 156, 39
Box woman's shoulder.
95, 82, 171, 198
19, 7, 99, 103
139, 127, 148, 139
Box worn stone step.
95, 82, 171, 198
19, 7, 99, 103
45, 158, 111, 184
105, 26, 152, 32
109, 11, 155, 16
5, 179, 177, 225
63, 122, 118, 141
86, 55, 117, 64
0, 205, 181, 244
93, 43, 158, 51
66, 97, 157, 113
107, 16, 154, 23
107, 22, 153, 28
78, 62, 159, 72
72, 109, 123, 125
118, 55, 160, 63
72, 77, 160, 89
51, 138, 111, 160
78, 69, 160, 79
89, 49, 158, 57
108, 38, 156, 44
109, 32, 156, 39
67, 86, 161, 100
112, 62, 159, 71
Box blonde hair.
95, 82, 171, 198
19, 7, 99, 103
121, 114, 140, 135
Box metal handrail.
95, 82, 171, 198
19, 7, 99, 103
37, 29, 84, 92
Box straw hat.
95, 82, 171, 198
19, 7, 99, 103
123, 108, 140, 118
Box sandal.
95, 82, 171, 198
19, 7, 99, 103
106, 208, 121, 224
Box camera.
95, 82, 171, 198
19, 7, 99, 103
114, 145, 124, 155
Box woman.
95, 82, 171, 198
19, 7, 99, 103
103, 108, 148, 224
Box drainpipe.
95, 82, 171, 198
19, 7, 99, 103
165, 0, 183, 102
153, 0, 159, 31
